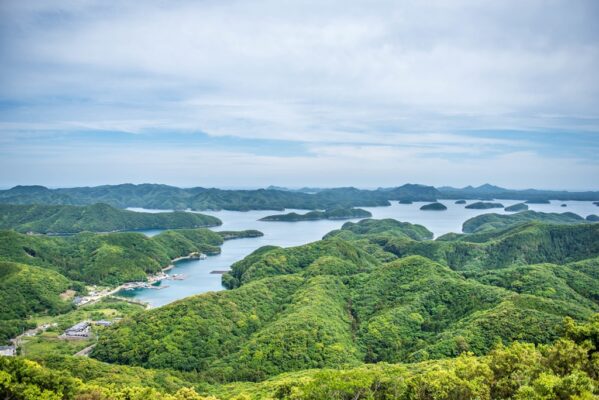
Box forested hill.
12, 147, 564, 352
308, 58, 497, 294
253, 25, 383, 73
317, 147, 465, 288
0, 183, 439, 210
462, 210, 587, 233
0, 227, 263, 344
92, 219, 599, 386
3, 315, 598, 399
0, 228, 260, 286
0, 203, 221, 234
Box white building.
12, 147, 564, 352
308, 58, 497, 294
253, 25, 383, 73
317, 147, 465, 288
0, 345, 16, 356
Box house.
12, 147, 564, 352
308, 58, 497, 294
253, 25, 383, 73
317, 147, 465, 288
0, 345, 16, 356
62, 321, 91, 338
94, 320, 112, 327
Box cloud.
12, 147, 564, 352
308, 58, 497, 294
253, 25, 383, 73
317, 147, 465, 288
0, 0, 598, 188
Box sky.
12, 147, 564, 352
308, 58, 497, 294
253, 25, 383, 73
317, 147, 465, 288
0, 0, 598, 190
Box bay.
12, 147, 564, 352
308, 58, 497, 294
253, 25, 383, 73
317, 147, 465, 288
120, 200, 598, 307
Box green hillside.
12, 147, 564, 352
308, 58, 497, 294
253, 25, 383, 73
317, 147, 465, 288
0, 227, 261, 286
90, 220, 599, 385
0, 261, 76, 344
0, 314, 597, 399
0, 203, 221, 234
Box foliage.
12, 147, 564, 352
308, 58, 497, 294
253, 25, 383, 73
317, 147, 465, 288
2, 317, 598, 399
0, 261, 74, 344
323, 218, 433, 241
0, 227, 242, 285
462, 210, 585, 233
223, 239, 377, 289
384, 222, 599, 271
0, 203, 221, 234
92, 219, 599, 381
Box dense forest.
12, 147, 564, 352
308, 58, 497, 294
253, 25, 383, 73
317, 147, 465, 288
1, 315, 598, 399
462, 211, 587, 233
1, 196, 599, 399
90, 219, 599, 386
0, 227, 262, 345
0, 203, 221, 233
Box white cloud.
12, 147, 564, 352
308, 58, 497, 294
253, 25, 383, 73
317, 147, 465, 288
0, 0, 598, 187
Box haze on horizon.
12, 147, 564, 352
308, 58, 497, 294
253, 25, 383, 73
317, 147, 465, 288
0, 0, 598, 190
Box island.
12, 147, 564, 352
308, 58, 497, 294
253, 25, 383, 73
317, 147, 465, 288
587, 214, 599, 222
0, 203, 221, 234
465, 201, 504, 209
259, 208, 372, 222
504, 203, 528, 212
398, 199, 413, 204
217, 230, 264, 239
525, 199, 551, 204
419, 202, 447, 211
455, 200, 467, 204
561, 204, 567, 207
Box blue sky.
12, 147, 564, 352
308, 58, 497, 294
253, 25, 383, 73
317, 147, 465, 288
1, 0, 598, 189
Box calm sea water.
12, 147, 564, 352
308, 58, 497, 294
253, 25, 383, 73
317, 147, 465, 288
120, 200, 599, 307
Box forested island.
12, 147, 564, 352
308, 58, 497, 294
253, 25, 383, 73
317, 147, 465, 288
504, 202, 528, 212
0, 203, 221, 234
419, 202, 447, 211
465, 201, 504, 209
260, 208, 372, 221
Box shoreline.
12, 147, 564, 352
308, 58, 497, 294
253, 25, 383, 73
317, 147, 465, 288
76, 252, 208, 307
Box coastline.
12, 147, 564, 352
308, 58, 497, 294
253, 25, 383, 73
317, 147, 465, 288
76, 252, 208, 307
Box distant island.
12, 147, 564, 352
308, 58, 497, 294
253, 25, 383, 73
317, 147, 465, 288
465, 201, 504, 209
455, 200, 467, 204
217, 230, 264, 239
420, 202, 447, 211
260, 208, 372, 222
504, 203, 529, 212
2, 183, 599, 212
525, 199, 551, 204
437, 183, 599, 202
